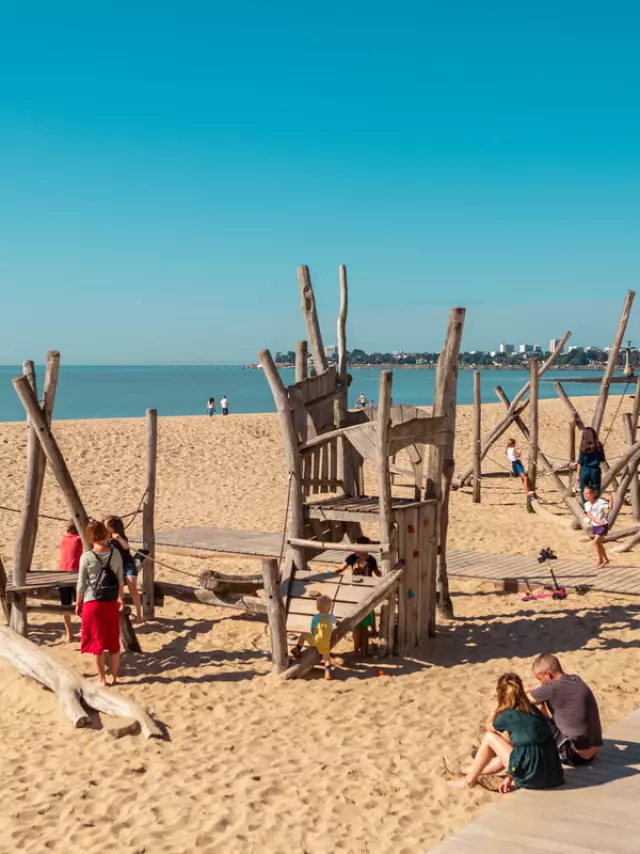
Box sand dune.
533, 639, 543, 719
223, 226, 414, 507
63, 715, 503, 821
1, 396, 640, 853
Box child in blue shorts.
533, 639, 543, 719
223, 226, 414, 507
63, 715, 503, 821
506, 439, 534, 495
104, 515, 143, 622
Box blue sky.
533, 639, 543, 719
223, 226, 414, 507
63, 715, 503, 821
1, 1, 639, 363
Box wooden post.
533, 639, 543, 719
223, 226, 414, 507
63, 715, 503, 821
623, 413, 640, 523
456, 331, 570, 486
261, 558, 287, 674
632, 376, 640, 438
297, 266, 328, 374
376, 371, 394, 656
142, 409, 157, 620
258, 349, 305, 574
0, 555, 10, 625
337, 265, 348, 387
426, 307, 466, 624
472, 371, 481, 504
554, 382, 586, 430
608, 445, 640, 529
294, 340, 308, 383
592, 290, 635, 434
13, 375, 90, 549
527, 359, 539, 506
568, 422, 576, 464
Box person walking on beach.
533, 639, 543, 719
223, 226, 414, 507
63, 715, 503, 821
220, 395, 229, 416
576, 427, 606, 505
506, 439, 534, 494
104, 515, 143, 623
57, 520, 84, 643
529, 654, 603, 766
206, 397, 216, 416
447, 672, 564, 792
76, 520, 124, 686
583, 486, 612, 567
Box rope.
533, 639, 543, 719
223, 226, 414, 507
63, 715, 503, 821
602, 381, 630, 448
123, 489, 148, 530
0, 488, 149, 528
131, 549, 200, 580
277, 472, 294, 571
0, 504, 67, 522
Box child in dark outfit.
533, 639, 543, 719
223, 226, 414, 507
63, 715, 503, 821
334, 536, 381, 656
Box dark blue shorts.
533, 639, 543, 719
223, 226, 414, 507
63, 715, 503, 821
512, 460, 525, 476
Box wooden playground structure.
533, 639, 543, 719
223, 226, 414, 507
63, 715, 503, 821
455, 289, 640, 552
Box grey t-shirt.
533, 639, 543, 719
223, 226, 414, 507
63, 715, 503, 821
531, 674, 603, 749
77, 549, 124, 604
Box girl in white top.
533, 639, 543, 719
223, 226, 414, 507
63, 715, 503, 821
506, 439, 534, 494
583, 486, 612, 568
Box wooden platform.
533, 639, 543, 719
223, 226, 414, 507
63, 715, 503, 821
5, 570, 78, 594
284, 568, 379, 634
430, 707, 640, 853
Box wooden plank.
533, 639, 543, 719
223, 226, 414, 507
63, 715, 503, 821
387, 415, 449, 454
142, 408, 157, 620
402, 506, 420, 650
419, 502, 437, 642
288, 598, 360, 619
396, 509, 408, 653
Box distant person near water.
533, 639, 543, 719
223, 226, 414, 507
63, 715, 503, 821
57, 520, 83, 642
206, 397, 216, 416
220, 395, 229, 416
576, 427, 605, 505
355, 392, 368, 409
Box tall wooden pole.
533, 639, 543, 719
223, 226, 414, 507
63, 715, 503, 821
426, 307, 466, 624
472, 371, 481, 504
258, 349, 305, 575
294, 340, 308, 384
142, 409, 157, 620
623, 413, 640, 523
297, 266, 328, 374
554, 382, 586, 430
527, 359, 539, 505
337, 265, 348, 387
376, 371, 393, 656
261, 558, 288, 674
592, 290, 635, 434
456, 331, 570, 486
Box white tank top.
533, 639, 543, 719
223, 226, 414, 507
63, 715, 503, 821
507, 447, 518, 462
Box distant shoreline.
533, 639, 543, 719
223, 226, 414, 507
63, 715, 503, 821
254, 363, 608, 372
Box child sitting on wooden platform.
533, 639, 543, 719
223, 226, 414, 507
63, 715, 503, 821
335, 536, 382, 657
290, 594, 336, 680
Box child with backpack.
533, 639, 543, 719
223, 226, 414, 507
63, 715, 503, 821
104, 515, 143, 623
76, 520, 124, 686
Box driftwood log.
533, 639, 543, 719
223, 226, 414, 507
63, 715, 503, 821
592, 290, 635, 434
0, 626, 160, 738
158, 581, 268, 615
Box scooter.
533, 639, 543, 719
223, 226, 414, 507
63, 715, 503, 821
520, 548, 568, 601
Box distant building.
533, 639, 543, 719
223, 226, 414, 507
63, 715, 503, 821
499, 343, 515, 355
549, 338, 564, 353
518, 344, 534, 354
324, 345, 338, 360
568, 345, 583, 353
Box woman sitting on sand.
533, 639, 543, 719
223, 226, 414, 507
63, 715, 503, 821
447, 673, 564, 793
76, 520, 124, 686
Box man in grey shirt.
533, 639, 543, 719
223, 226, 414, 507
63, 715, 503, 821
529, 653, 602, 766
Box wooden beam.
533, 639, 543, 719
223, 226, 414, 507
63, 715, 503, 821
337, 265, 348, 386
608, 445, 640, 529
613, 528, 640, 553
280, 563, 405, 680
592, 290, 635, 433
297, 265, 328, 374
142, 409, 157, 620
262, 559, 287, 674
601, 439, 640, 492
472, 371, 481, 504
258, 349, 305, 573
553, 382, 585, 429
294, 340, 308, 383
623, 413, 640, 523
157, 581, 268, 614
426, 307, 466, 624
0, 625, 160, 737
527, 358, 540, 505
288, 537, 388, 553
376, 371, 394, 655
0, 555, 10, 625
455, 331, 570, 487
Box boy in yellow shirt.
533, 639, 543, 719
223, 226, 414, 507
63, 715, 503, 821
290, 595, 335, 680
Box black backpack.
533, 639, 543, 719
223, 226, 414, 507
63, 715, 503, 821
91, 549, 120, 602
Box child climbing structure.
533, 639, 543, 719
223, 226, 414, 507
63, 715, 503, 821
259, 265, 465, 672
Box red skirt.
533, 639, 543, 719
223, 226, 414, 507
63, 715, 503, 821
80, 600, 120, 655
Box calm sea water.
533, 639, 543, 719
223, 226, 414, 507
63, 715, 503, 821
0, 365, 622, 422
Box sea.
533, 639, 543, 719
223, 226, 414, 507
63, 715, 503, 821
0, 365, 626, 422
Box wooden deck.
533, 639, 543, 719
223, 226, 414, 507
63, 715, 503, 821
145, 527, 640, 597
430, 707, 640, 853
5, 570, 78, 594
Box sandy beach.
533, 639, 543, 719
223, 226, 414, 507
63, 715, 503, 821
1, 396, 640, 854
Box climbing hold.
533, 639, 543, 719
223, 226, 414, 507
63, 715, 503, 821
424, 519, 430, 527
407, 589, 415, 599
408, 525, 415, 534
413, 550, 420, 558
376, 669, 385, 677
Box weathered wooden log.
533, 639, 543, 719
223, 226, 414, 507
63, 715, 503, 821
527, 358, 539, 501
258, 349, 305, 574
0, 625, 161, 737
376, 371, 394, 655
295, 340, 308, 383
262, 559, 287, 674
553, 382, 585, 429
608, 445, 640, 529
472, 371, 481, 504
337, 265, 348, 387
297, 265, 328, 374
288, 537, 388, 553
455, 332, 570, 487
427, 308, 466, 624
281, 563, 405, 680
601, 439, 640, 492
592, 290, 635, 433
198, 570, 264, 595
613, 528, 640, 553
0, 556, 10, 625
623, 413, 640, 524
142, 409, 157, 620
157, 581, 268, 614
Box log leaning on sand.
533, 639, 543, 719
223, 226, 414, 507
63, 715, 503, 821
0, 626, 161, 738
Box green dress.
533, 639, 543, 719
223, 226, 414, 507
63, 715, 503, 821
493, 708, 564, 790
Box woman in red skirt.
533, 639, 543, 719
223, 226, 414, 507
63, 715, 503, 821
76, 520, 124, 685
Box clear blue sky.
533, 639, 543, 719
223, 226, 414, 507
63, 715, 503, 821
1, 1, 639, 363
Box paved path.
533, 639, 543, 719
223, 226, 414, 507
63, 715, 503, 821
430, 708, 640, 853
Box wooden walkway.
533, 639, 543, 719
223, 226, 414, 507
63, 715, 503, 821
430, 707, 640, 853
146, 527, 640, 597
